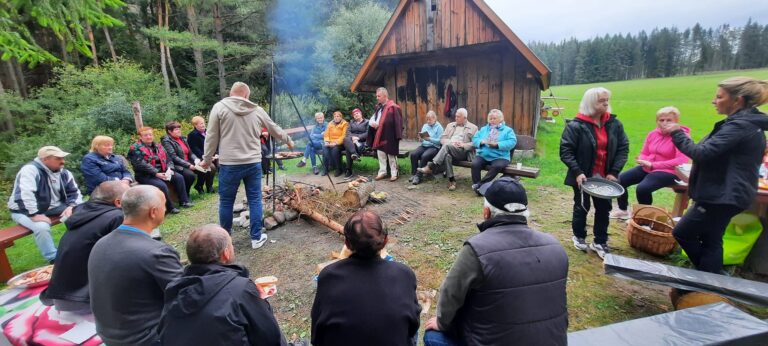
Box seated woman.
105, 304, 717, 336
161, 121, 199, 197
610, 107, 690, 219
297, 112, 327, 175
343, 108, 369, 177
81, 135, 133, 195
187, 116, 217, 193
322, 111, 349, 177
410, 111, 443, 185
127, 126, 191, 214
471, 109, 517, 193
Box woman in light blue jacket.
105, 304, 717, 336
471, 109, 517, 192
410, 111, 443, 185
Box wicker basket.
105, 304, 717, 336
626, 205, 677, 256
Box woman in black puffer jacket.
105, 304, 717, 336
664, 77, 768, 274
161, 121, 198, 200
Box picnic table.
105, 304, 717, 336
0, 282, 101, 345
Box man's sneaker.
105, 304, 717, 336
251, 234, 268, 249
296, 160, 306, 168
572, 236, 588, 252
312, 166, 320, 175
351, 154, 360, 161
589, 243, 610, 259
609, 209, 630, 220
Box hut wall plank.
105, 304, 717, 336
477, 59, 490, 126
488, 53, 502, 118
465, 59, 478, 125
454, 0, 465, 47
435, 0, 443, 49
501, 49, 516, 129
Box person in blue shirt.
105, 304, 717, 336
81, 135, 133, 195
296, 112, 327, 175
411, 111, 443, 185
471, 109, 517, 194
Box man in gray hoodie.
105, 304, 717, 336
201, 82, 294, 249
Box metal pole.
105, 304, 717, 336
269, 57, 277, 213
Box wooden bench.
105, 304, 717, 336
0, 216, 60, 281
453, 135, 540, 179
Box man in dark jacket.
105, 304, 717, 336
311, 210, 420, 346
159, 224, 285, 346
424, 177, 569, 346
89, 185, 183, 346
367, 87, 404, 181
41, 181, 128, 313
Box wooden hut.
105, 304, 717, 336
350, 0, 550, 139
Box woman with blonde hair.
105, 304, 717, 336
81, 135, 133, 195
663, 77, 768, 273
187, 116, 217, 193
610, 107, 690, 219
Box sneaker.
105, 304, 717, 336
344, 170, 353, 178
589, 243, 610, 259
609, 209, 630, 220
412, 174, 422, 185
251, 234, 268, 249
296, 160, 306, 168
572, 236, 588, 252
351, 154, 360, 161
312, 166, 320, 175
408, 175, 415, 182
447, 181, 456, 191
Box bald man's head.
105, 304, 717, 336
186, 224, 233, 264
91, 181, 129, 206
230, 82, 250, 99
122, 185, 164, 219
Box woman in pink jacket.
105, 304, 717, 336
610, 107, 690, 219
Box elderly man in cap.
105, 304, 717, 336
7, 146, 83, 263
424, 177, 569, 346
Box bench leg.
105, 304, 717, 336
671, 192, 689, 218
0, 249, 14, 282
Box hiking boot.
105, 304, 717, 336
447, 181, 457, 191
589, 242, 610, 259
251, 234, 268, 249
418, 162, 434, 175
609, 209, 630, 220
296, 160, 306, 168
312, 166, 320, 175
572, 236, 588, 252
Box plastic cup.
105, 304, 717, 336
516, 162, 523, 170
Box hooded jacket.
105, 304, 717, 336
41, 200, 123, 303
639, 126, 691, 174
203, 97, 291, 165
159, 263, 285, 346
672, 107, 768, 209
559, 114, 629, 186
8, 159, 82, 216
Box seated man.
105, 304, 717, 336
342, 108, 369, 177
418, 108, 478, 191
41, 181, 129, 314
311, 210, 420, 346
7, 146, 83, 263
470, 109, 517, 193
159, 224, 285, 346
424, 177, 568, 346
296, 112, 327, 175
89, 185, 183, 346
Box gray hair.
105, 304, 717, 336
122, 185, 163, 219
91, 181, 129, 204
487, 109, 503, 121
376, 87, 389, 97
426, 110, 437, 120
186, 224, 232, 264
656, 106, 680, 119
579, 87, 612, 116
484, 199, 530, 221
455, 108, 468, 118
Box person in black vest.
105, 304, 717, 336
159, 224, 285, 346
311, 210, 420, 346
424, 177, 569, 346
41, 181, 129, 314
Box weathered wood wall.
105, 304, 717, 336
382, 46, 540, 138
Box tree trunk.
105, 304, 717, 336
0, 78, 14, 133
86, 21, 99, 66
186, 4, 205, 93
11, 59, 27, 98
213, 2, 227, 98
157, 0, 170, 95
103, 27, 117, 61
59, 37, 69, 63
3, 60, 21, 95
164, 0, 180, 89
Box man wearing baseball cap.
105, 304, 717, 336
424, 177, 569, 346
8, 146, 83, 263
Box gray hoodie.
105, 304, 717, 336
203, 97, 292, 165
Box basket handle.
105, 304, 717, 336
632, 205, 676, 227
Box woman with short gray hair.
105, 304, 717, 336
410, 110, 444, 185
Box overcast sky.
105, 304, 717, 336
485, 0, 768, 43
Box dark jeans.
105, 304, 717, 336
177, 167, 197, 196
617, 166, 678, 210
424, 330, 465, 346
571, 185, 611, 244
218, 162, 263, 240
410, 146, 439, 175
322, 145, 343, 173
471, 157, 510, 185
343, 137, 365, 173
136, 174, 188, 209
194, 165, 216, 192
673, 202, 742, 273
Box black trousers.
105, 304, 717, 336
343, 137, 364, 173
470, 157, 510, 185
673, 202, 742, 273
193, 166, 216, 192
410, 146, 439, 175
571, 185, 611, 244
136, 174, 189, 209
617, 166, 678, 210
323, 145, 343, 173
177, 167, 196, 196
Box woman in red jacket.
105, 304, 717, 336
610, 107, 690, 219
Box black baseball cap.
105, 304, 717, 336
478, 177, 528, 213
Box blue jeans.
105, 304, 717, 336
423, 330, 464, 346
218, 162, 263, 240
304, 142, 323, 167
11, 213, 57, 261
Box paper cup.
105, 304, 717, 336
254, 276, 278, 298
